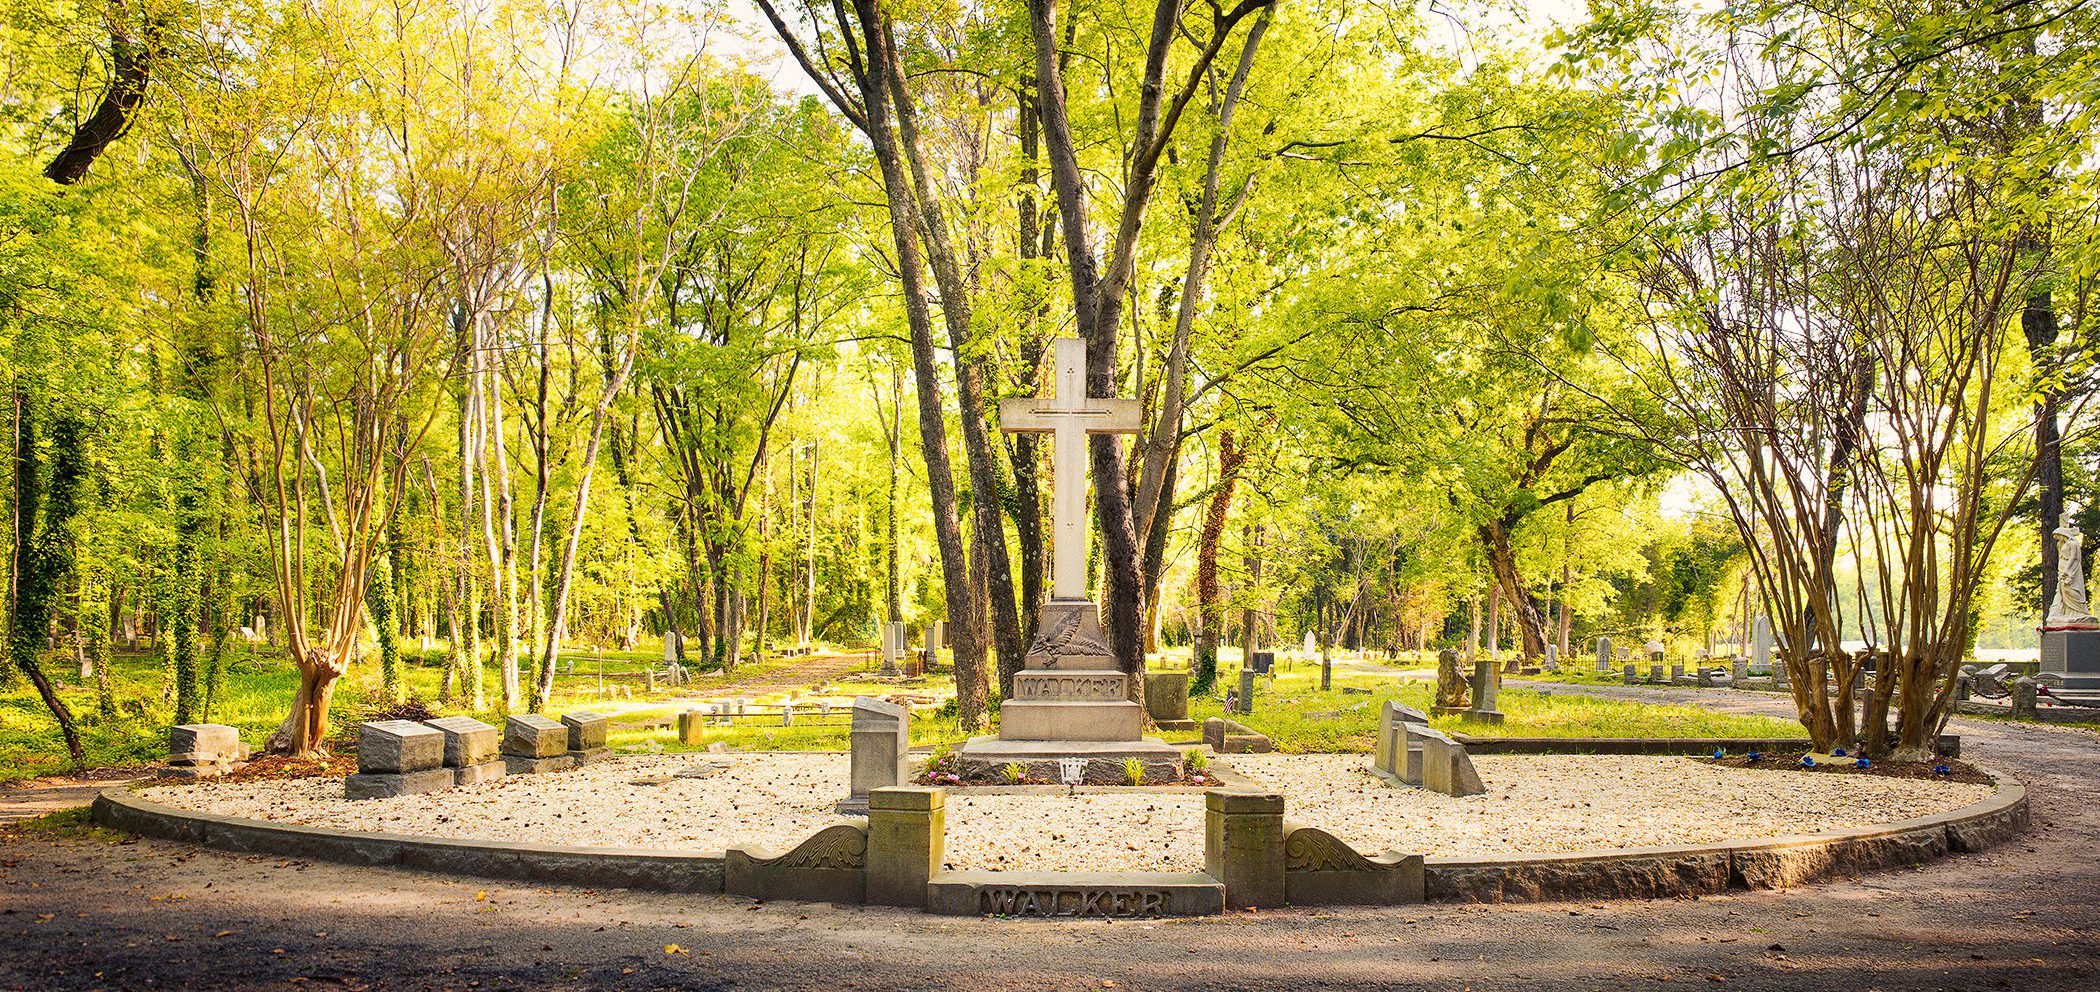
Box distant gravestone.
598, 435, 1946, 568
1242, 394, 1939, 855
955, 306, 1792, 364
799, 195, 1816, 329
663, 632, 679, 664
927, 620, 945, 654
1467, 659, 1504, 724
1751, 616, 1774, 671
1649, 663, 1665, 683
1237, 667, 1257, 714
881, 621, 905, 677
1543, 644, 1559, 672
1623, 663, 1637, 685
1303, 630, 1317, 654
1595, 636, 1613, 673
1249, 651, 1275, 675
1372, 700, 1430, 781
839, 697, 911, 813
1434, 648, 1469, 714
1731, 658, 1749, 684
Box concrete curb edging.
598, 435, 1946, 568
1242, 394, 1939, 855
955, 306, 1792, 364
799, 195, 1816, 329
90, 766, 2029, 911
1422, 767, 2028, 903
90, 789, 728, 893
1452, 735, 1815, 756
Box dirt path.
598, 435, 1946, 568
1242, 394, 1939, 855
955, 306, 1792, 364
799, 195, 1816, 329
3, 686, 2095, 991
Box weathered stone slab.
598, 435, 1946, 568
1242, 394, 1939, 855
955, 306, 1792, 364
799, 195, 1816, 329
724, 823, 868, 904
927, 871, 1222, 917
1373, 701, 1429, 778
170, 724, 239, 759
1410, 724, 1485, 797
358, 720, 445, 774
424, 716, 498, 768
677, 709, 707, 745
1142, 670, 1191, 725
503, 715, 567, 758
561, 712, 610, 751
503, 753, 575, 775
841, 697, 911, 814
1283, 824, 1425, 905
344, 767, 454, 800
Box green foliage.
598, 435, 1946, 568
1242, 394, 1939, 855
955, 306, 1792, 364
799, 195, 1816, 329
1121, 757, 1146, 787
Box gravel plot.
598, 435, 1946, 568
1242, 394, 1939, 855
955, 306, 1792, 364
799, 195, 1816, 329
141, 752, 1992, 872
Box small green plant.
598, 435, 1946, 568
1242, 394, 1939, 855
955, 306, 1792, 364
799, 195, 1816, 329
1185, 748, 1209, 773
1122, 756, 1146, 786
1001, 761, 1027, 785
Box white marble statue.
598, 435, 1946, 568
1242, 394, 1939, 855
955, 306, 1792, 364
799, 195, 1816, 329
2048, 500, 2098, 628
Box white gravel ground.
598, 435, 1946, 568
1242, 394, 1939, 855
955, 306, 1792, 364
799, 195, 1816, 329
143, 752, 1992, 872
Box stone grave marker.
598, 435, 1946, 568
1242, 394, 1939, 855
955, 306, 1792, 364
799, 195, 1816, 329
1372, 701, 1430, 781
1622, 663, 1637, 685
1595, 635, 1613, 672
502, 714, 574, 774
1433, 648, 1469, 715
163, 723, 245, 779
839, 697, 911, 814
346, 720, 451, 799
1406, 723, 1485, 797
1143, 669, 1194, 731
1648, 663, 1665, 683
1249, 651, 1275, 675
1467, 659, 1504, 724
1237, 667, 1257, 714
881, 621, 904, 677
563, 712, 610, 765
425, 715, 503, 787
1751, 616, 1773, 671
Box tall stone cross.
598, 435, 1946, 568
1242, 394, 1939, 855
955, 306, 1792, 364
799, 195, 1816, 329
999, 337, 1141, 602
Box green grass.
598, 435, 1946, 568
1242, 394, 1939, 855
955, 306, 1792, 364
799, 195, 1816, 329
1190, 669, 1804, 753
0, 641, 918, 783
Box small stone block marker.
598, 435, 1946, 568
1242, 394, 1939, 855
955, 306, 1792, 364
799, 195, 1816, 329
1205, 790, 1286, 911
502, 714, 574, 774
1202, 717, 1272, 754
344, 720, 451, 799
424, 716, 503, 787
1143, 670, 1193, 731
840, 697, 912, 814
163, 723, 245, 779
865, 786, 943, 908
677, 709, 707, 745
358, 720, 445, 774
562, 712, 611, 765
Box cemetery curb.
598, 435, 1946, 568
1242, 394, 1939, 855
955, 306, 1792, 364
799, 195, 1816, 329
1421, 765, 2028, 902
88, 768, 2028, 910
1453, 735, 1815, 756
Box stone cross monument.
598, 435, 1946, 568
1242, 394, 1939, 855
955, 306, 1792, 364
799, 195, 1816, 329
954, 337, 1183, 780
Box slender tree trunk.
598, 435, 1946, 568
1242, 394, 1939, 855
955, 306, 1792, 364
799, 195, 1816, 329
1193, 433, 1244, 696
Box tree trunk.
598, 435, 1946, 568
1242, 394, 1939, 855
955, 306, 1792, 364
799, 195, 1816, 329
44, 11, 156, 185
1480, 519, 1549, 659
1193, 433, 1244, 695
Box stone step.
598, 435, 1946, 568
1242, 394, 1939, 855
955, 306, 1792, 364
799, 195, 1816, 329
926, 870, 1223, 917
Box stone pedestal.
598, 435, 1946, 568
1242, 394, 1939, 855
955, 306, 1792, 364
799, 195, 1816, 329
425, 716, 502, 788
865, 787, 943, 908
957, 598, 1182, 780
1205, 791, 1285, 911
677, 709, 707, 745
2040, 628, 2100, 693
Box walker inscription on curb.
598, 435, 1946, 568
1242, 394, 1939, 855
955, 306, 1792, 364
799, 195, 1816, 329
978, 887, 1168, 917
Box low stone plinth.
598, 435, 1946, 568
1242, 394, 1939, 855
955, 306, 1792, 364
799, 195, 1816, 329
345, 767, 454, 800
677, 710, 706, 745
503, 753, 575, 775
953, 736, 1184, 784
452, 761, 505, 787
567, 747, 612, 766
996, 697, 1144, 742
926, 870, 1223, 917
165, 723, 245, 779
1206, 790, 1285, 910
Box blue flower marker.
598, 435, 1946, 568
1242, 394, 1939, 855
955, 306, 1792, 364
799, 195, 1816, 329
1747, 751, 1762, 762
1800, 755, 1817, 768
1933, 763, 1952, 775
1856, 757, 1871, 769
1713, 748, 1725, 760
1833, 747, 1848, 757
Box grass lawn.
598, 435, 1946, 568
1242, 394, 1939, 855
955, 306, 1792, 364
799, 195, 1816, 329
0, 640, 947, 783
1189, 669, 1805, 753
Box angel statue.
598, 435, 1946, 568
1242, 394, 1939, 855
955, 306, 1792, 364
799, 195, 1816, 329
2047, 501, 2099, 628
